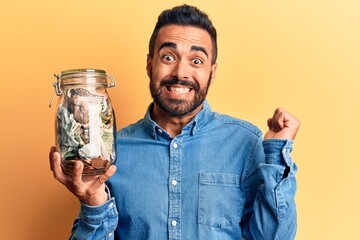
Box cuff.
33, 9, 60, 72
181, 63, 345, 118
263, 139, 294, 166
79, 197, 117, 224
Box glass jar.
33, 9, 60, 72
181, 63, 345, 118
50, 69, 116, 176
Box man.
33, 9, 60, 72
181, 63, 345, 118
50, 4, 300, 240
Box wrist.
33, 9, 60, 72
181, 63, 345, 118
80, 187, 109, 206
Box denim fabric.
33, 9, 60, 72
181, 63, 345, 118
70, 101, 297, 240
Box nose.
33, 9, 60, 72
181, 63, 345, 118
171, 59, 190, 80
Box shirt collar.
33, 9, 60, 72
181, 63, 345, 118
143, 100, 212, 140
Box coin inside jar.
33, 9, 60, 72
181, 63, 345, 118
91, 158, 105, 169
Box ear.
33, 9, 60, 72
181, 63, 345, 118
146, 54, 152, 78
209, 63, 218, 85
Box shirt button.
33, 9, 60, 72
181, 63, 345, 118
171, 220, 177, 227
157, 128, 163, 133
108, 232, 113, 237
108, 202, 114, 208
172, 142, 178, 149
171, 179, 177, 186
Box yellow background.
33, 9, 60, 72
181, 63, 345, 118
1, 0, 359, 239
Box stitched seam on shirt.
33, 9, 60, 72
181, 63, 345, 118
199, 173, 240, 187
213, 113, 262, 138
242, 137, 262, 182
117, 120, 144, 137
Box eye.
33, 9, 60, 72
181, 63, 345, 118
192, 58, 203, 65
162, 54, 175, 62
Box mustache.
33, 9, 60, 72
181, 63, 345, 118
160, 78, 199, 91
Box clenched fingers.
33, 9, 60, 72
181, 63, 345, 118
265, 108, 300, 140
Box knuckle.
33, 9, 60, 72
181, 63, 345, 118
275, 107, 284, 113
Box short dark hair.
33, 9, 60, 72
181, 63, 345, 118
148, 4, 218, 64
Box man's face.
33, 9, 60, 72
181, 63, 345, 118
147, 25, 217, 117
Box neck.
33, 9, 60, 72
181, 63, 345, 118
151, 103, 202, 138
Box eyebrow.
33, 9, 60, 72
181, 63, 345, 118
158, 42, 177, 52
191, 45, 208, 58
158, 41, 209, 58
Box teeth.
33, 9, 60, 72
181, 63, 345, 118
169, 86, 190, 94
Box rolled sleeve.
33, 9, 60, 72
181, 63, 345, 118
243, 138, 298, 240
260, 139, 297, 220
263, 139, 294, 166
79, 197, 118, 224
70, 187, 118, 240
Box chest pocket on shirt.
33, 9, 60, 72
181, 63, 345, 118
198, 172, 242, 229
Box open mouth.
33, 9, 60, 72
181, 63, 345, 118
166, 85, 192, 94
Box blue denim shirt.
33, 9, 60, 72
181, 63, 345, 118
70, 101, 297, 240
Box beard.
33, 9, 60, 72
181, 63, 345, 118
150, 73, 212, 117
